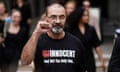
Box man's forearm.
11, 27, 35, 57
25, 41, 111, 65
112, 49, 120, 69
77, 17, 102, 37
21, 32, 41, 65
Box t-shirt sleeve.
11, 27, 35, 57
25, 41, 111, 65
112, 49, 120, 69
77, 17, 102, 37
91, 27, 101, 48
108, 37, 120, 72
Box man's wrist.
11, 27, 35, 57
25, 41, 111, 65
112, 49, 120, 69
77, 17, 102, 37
32, 31, 41, 38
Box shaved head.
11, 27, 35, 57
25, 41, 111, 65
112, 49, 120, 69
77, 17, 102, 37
46, 3, 66, 16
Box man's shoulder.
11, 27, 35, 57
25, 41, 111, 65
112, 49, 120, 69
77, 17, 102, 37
38, 33, 48, 41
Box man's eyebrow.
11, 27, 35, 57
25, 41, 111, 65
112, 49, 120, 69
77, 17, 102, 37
51, 14, 57, 16
50, 15, 65, 17
49, 15, 57, 17
60, 15, 65, 16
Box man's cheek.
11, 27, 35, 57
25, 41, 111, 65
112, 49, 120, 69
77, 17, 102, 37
62, 21, 66, 25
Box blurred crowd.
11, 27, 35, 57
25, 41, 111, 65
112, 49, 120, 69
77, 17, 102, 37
0, 0, 32, 72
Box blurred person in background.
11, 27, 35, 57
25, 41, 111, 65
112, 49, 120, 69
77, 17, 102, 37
82, 0, 102, 41
64, 0, 77, 16
11, 0, 32, 26
1, 9, 27, 72
40, 12, 47, 21
65, 8, 105, 72
0, 1, 8, 71
0, 1, 8, 21
82, 0, 91, 11
11, 0, 32, 42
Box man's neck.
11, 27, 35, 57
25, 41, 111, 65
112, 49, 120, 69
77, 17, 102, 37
47, 31, 65, 39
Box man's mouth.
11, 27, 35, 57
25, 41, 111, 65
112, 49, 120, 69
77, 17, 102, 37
51, 23, 63, 34
52, 23, 63, 29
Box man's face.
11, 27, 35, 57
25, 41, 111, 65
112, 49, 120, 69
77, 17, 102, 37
46, 4, 66, 34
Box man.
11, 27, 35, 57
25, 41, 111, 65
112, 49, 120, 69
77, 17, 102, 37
21, 2, 85, 72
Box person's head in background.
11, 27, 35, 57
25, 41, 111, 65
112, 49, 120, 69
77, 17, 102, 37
64, 0, 76, 16
10, 9, 21, 25
0, 1, 7, 19
40, 12, 47, 21
66, 8, 89, 28
17, 0, 25, 3
82, 0, 91, 11
45, 2, 66, 34
81, 10, 89, 24
13, 0, 26, 7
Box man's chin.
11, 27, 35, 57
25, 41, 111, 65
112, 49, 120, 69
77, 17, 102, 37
51, 28, 63, 34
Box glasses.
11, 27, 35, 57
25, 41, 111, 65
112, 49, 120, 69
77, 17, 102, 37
47, 15, 66, 21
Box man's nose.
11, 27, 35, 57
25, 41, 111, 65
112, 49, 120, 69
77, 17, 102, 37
56, 17, 60, 23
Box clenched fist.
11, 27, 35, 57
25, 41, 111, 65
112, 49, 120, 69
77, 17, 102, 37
33, 21, 52, 34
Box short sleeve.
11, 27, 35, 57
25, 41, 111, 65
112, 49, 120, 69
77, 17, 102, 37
92, 27, 101, 48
